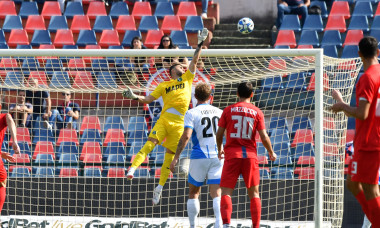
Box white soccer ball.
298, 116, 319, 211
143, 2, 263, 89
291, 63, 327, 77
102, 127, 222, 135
238, 17, 254, 34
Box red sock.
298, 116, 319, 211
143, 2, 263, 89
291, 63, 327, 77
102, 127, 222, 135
0, 186, 5, 212
221, 195, 232, 225
367, 196, 380, 227
250, 197, 261, 228
355, 191, 370, 220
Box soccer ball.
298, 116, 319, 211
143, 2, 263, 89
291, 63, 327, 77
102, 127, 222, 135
238, 17, 254, 34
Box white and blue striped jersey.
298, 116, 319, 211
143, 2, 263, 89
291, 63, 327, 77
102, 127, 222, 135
184, 104, 223, 159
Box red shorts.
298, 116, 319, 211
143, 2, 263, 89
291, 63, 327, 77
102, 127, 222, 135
220, 158, 259, 189
0, 162, 6, 182
349, 150, 380, 185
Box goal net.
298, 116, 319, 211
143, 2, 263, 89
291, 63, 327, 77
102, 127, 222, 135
0, 49, 361, 228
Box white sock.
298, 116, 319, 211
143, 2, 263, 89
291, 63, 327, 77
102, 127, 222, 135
362, 215, 371, 228
128, 167, 135, 174
155, 184, 163, 191
223, 224, 230, 228
213, 197, 222, 228
187, 198, 200, 227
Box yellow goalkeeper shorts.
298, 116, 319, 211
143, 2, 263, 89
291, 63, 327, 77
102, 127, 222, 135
149, 112, 184, 153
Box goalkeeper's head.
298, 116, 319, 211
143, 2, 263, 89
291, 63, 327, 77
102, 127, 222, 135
237, 81, 253, 99
169, 63, 184, 79
359, 36, 379, 59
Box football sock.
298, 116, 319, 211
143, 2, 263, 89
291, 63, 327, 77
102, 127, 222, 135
187, 198, 200, 228
250, 197, 261, 228
355, 191, 370, 220
362, 215, 371, 228
155, 184, 163, 191
131, 141, 155, 169
367, 196, 380, 227
0, 186, 5, 212
159, 153, 175, 186
213, 197, 222, 228
221, 195, 232, 225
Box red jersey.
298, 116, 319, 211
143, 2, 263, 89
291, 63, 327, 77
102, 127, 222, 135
0, 114, 8, 181
354, 64, 380, 152
218, 102, 265, 160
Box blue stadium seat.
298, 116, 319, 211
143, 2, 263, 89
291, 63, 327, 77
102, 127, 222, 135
106, 154, 125, 165
104, 142, 126, 157
303, 14, 324, 32
34, 167, 55, 177
279, 14, 301, 32
57, 142, 79, 155
34, 154, 54, 164
3, 72, 24, 87
48, 16, 69, 32
104, 116, 125, 133
50, 71, 71, 88
293, 143, 315, 160
260, 169, 270, 179
134, 168, 150, 178
269, 117, 289, 135
310, 1, 328, 18
273, 156, 293, 165
138, 16, 159, 32
93, 16, 113, 33
256, 142, 267, 156
321, 30, 342, 47
298, 30, 320, 47
2, 15, 23, 32
58, 153, 78, 165
170, 31, 189, 46
21, 58, 40, 70
10, 167, 31, 177
322, 45, 338, 58
17, 45, 32, 49
10, 142, 31, 157
274, 45, 290, 49
109, 2, 129, 18
92, 59, 109, 69
114, 58, 131, 68
19, 2, 39, 18
291, 116, 312, 134
347, 117, 355, 129
76, 30, 97, 47
271, 167, 294, 179
261, 75, 283, 90
283, 73, 307, 92
63, 45, 78, 49
272, 142, 291, 157
32, 128, 55, 144
348, 15, 369, 32
352, 1, 373, 17
154, 2, 174, 18
184, 16, 204, 33
121, 30, 142, 47
80, 129, 102, 146
84, 167, 102, 177
127, 116, 148, 142
0, 44, 8, 49
45, 59, 63, 71
31, 30, 52, 47
341, 45, 359, 58
371, 16, 380, 30
96, 71, 118, 89
64, 2, 84, 18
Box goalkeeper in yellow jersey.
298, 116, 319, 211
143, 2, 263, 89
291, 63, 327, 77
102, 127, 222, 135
123, 28, 208, 205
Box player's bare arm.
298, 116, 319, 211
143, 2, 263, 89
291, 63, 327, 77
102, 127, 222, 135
170, 128, 193, 173
6, 114, 20, 154
188, 28, 208, 73
216, 127, 225, 159
331, 99, 371, 120
258, 130, 277, 161
123, 87, 156, 104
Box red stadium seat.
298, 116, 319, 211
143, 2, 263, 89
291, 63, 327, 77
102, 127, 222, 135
104, 129, 126, 146
324, 117, 335, 130
268, 59, 287, 70
144, 30, 164, 48
324, 143, 339, 156
71, 15, 91, 33
87, 1, 107, 19
177, 2, 197, 20
80, 141, 101, 161
83, 154, 102, 164
115, 15, 137, 33
131, 2, 152, 19
291, 129, 314, 147
99, 30, 120, 48
33, 141, 55, 160
83, 45, 103, 62
10, 127, 31, 146
161, 15, 182, 34
297, 45, 313, 49
41, 1, 62, 19
8, 29, 29, 47
325, 16, 347, 33
68, 58, 87, 69
376, 4, 380, 16
54, 29, 75, 47
297, 156, 315, 165
274, 30, 296, 48
28, 71, 48, 86
0, 1, 17, 19
13, 153, 30, 164
25, 15, 46, 33
72, 71, 95, 89
108, 168, 125, 178
346, 129, 355, 142
59, 168, 79, 177
80, 116, 101, 135
307, 72, 329, 91
56, 129, 79, 146
85, 44, 101, 49
298, 167, 315, 179
257, 155, 268, 164
8, 165, 31, 173
330, 1, 351, 19
343, 30, 363, 47
0, 58, 18, 68
39, 44, 55, 49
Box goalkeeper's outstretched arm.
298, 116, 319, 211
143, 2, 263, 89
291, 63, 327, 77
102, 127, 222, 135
122, 87, 156, 104
188, 28, 208, 73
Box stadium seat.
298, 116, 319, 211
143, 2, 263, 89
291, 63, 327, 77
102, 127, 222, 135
3, 72, 24, 87
31, 30, 52, 47
28, 71, 47, 87
139, 16, 159, 32
76, 30, 97, 47
325, 16, 347, 33
272, 142, 291, 157
19, 1, 39, 18
80, 141, 101, 161
59, 168, 79, 177
321, 31, 342, 48
107, 168, 125, 177
341, 45, 359, 58
91, 59, 108, 68
274, 30, 296, 48
370, 30, 380, 44
283, 72, 307, 92
297, 167, 315, 179
10, 166, 31, 177
330, 1, 351, 19
348, 15, 369, 32
87, 1, 107, 19
109, 2, 129, 19
34, 154, 54, 164
84, 167, 102, 177
274, 156, 293, 166
12, 153, 30, 164
104, 129, 126, 147
297, 155, 315, 166
49, 71, 71, 88
48, 16, 68, 32
0, 1, 16, 19
10, 127, 31, 146
127, 116, 149, 144
155, 2, 174, 18
64, 2, 84, 18
259, 169, 270, 179
271, 167, 294, 179
21, 58, 40, 70
131, 2, 152, 19
121, 30, 142, 47
80, 116, 101, 135
309, 1, 328, 18
33, 141, 55, 160
68, 58, 86, 69
371, 16, 380, 30
324, 143, 339, 156
44, 59, 62, 72
41, 1, 61, 19
269, 117, 289, 135
2, 15, 23, 32
96, 71, 118, 89
72, 71, 95, 89
8, 29, 29, 47
343, 30, 363, 47
144, 30, 164, 48
80, 129, 102, 146
279, 15, 301, 32
11, 142, 31, 157
293, 143, 315, 160
291, 129, 314, 147
106, 154, 125, 165
56, 129, 79, 146
0, 31, 5, 47
352, 1, 373, 17
0, 44, 8, 49
99, 30, 120, 48
53, 29, 75, 47
0, 58, 18, 68
298, 30, 319, 48
58, 141, 79, 155
116, 15, 137, 33
303, 15, 323, 32
177, 1, 197, 20
161, 16, 182, 34
93, 16, 113, 33
261, 75, 283, 90
291, 116, 312, 135
104, 142, 126, 157
133, 168, 150, 178
170, 31, 189, 46
32, 128, 55, 144
104, 116, 125, 133
346, 129, 355, 142
71, 15, 91, 33
83, 153, 102, 164
184, 16, 204, 33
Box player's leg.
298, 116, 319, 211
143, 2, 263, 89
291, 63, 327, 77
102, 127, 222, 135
0, 180, 6, 212
207, 158, 223, 228
347, 175, 369, 217
242, 158, 261, 228
361, 182, 380, 227
247, 185, 261, 228
221, 187, 234, 228
188, 183, 201, 228
152, 148, 175, 205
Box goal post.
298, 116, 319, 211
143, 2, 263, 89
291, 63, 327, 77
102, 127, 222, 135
0, 49, 361, 228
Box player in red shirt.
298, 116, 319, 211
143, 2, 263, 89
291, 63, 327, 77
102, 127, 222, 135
331, 36, 380, 227
216, 82, 277, 228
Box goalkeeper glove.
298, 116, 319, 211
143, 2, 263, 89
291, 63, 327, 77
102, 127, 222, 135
197, 28, 208, 47
122, 86, 138, 100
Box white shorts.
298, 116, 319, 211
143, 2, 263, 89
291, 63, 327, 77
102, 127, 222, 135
188, 158, 223, 187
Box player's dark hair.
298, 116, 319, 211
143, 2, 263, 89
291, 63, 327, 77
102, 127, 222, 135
195, 83, 212, 102
169, 63, 181, 76
359, 36, 379, 58
237, 81, 253, 99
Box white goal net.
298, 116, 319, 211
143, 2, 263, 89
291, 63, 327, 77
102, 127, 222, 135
0, 49, 361, 228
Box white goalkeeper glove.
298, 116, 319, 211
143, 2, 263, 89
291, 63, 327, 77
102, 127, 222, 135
122, 86, 138, 100
197, 28, 208, 47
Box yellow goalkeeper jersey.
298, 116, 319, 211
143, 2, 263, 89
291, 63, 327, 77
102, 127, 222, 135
150, 69, 195, 116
